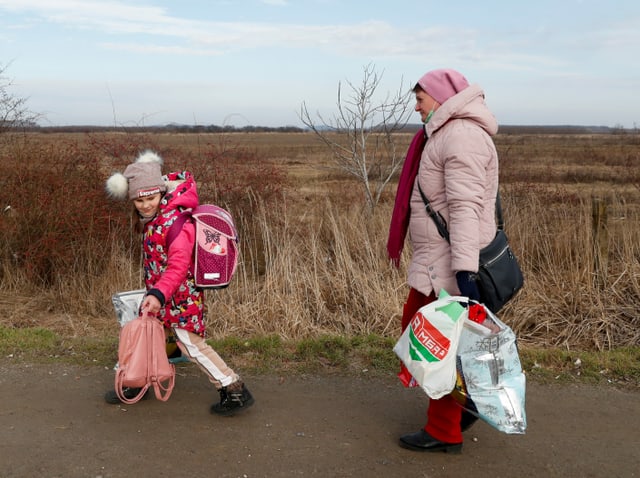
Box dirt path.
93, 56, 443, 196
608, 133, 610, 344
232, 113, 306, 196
1, 360, 638, 478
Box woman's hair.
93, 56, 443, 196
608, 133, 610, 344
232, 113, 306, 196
412, 82, 424, 93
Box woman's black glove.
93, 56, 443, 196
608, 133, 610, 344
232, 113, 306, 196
456, 271, 481, 301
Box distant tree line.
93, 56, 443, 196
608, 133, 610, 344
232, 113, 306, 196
6, 122, 635, 135
496, 124, 633, 135
17, 124, 307, 134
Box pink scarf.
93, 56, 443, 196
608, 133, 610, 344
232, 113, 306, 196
386, 129, 427, 268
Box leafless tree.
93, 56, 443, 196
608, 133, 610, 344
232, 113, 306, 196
0, 62, 38, 134
300, 64, 413, 212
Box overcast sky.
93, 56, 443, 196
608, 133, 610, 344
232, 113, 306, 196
1, 0, 638, 128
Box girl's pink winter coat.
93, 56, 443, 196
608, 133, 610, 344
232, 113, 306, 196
143, 171, 206, 336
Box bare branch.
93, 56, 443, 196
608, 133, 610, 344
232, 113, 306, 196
299, 64, 412, 212
0, 62, 39, 134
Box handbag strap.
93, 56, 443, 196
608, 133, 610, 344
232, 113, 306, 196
417, 183, 450, 243
495, 191, 504, 230
417, 182, 504, 245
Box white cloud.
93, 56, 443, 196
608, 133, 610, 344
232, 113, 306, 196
0, 0, 541, 69
99, 42, 223, 56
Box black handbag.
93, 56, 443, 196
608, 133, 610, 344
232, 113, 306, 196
418, 184, 524, 313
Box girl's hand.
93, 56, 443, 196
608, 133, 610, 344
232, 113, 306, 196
140, 294, 161, 317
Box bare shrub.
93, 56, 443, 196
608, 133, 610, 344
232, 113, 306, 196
0, 137, 124, 286
0, 63, 38, 134
2, 130, 640, 351
0, 131, 288, 316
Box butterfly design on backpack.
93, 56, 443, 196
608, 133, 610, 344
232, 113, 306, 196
204, 229, 221, 246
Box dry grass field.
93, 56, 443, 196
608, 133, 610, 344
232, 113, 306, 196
1, 129, 639, 353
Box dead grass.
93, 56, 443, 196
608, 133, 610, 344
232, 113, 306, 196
1, 130, 640, 353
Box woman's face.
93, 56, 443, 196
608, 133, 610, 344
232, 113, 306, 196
133, 193, 162, 219
414, 90, 440, 123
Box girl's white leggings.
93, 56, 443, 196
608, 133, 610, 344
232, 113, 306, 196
173, 327, 239, 389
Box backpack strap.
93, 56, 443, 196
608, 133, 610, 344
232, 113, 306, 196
166, 211, 192, 248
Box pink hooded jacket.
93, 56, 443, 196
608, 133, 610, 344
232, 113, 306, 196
143, 171, 206, 335
407, 84, 499, 297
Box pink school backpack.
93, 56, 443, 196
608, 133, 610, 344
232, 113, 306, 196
167, 204, 239, 289
115, 312, 176, 404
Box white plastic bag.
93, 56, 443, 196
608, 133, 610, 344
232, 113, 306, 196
393, 290, 468, 399
452, 304, 527, 434
111, 289, 146, 327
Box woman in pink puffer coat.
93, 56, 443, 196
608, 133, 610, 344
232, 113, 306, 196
387, 69, 499, 453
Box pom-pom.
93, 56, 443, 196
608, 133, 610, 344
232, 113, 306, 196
136, 150, 163, 165
105, 172, 129, 200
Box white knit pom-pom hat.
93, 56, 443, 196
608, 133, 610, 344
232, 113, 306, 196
105, 150, 167, 200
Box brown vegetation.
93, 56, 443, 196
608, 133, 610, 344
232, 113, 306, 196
1, 129, 639, 351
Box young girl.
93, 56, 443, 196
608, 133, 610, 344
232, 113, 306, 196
104, 150, 254, 416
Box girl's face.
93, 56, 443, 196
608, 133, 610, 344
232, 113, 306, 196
133, 193, 161, 218
414, 90, 440, 123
